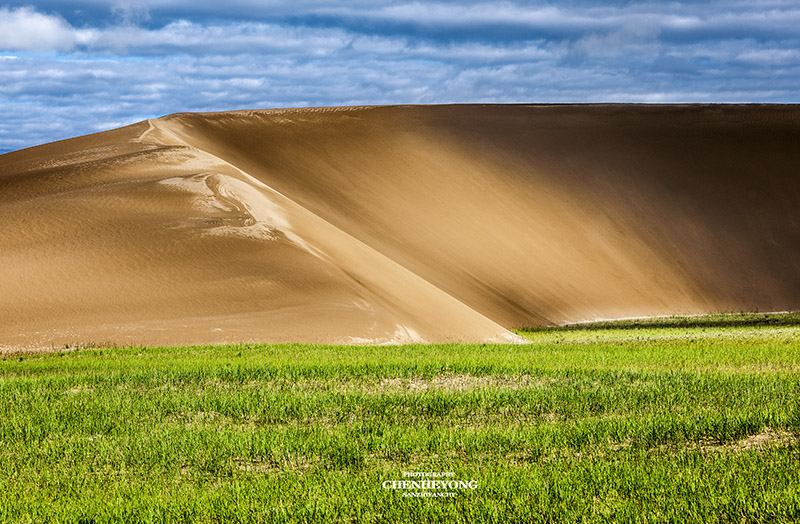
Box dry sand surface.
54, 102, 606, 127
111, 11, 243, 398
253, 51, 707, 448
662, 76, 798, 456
1, 104, 798, 349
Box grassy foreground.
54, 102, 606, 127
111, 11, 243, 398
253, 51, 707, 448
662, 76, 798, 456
1, 313, 799, 523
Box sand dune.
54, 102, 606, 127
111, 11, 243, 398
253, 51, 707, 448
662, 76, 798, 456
1, 104, 798, 349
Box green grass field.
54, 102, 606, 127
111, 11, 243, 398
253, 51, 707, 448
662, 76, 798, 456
1, 313, 799, 523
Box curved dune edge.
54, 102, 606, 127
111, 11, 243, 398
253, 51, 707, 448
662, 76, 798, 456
0, 104, 798, 348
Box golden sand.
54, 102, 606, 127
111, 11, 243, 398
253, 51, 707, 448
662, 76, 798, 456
1, 105, 797, 348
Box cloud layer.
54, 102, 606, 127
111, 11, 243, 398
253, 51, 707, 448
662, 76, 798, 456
1, 1, 799, 150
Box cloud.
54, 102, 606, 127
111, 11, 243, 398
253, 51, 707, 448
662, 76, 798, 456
88, 20, 353, 55
111, 3, 151, 25
571, 24, 661, 60
1, 2, 799, 151
0, 7, 94, 51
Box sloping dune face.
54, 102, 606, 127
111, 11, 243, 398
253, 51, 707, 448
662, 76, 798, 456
1, 105, 798, 349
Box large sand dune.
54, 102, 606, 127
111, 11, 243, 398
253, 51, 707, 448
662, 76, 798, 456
1, 104, 798, 348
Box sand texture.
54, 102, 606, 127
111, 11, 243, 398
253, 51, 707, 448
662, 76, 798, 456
1, 104, 798, 348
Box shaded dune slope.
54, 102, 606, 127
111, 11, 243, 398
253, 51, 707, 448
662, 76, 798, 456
1, 105, 798, 348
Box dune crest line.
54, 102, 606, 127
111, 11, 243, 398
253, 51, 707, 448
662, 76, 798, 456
143, 117, 522, 345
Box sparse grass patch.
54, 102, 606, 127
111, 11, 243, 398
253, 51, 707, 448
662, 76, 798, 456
1, 313, 799, 522
519, 311, 800, 332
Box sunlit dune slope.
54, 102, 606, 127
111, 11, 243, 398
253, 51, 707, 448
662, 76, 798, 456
1, 104, 798, 348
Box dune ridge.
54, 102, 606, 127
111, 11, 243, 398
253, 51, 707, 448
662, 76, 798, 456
1, 104, 798, 349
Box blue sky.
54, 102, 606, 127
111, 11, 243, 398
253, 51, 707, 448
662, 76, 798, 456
1, 1, 799, 151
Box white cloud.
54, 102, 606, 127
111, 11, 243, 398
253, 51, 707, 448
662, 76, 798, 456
572, 24, 661, 60
317, 1, 800, 36
111, 3, 151, 25
0, 7, 94, 51
736, 48, 800, 65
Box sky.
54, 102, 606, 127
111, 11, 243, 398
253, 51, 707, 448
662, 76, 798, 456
1, 1, 799, 151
